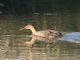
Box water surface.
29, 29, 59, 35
0, 35, 80, 60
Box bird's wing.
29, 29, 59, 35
35, 30, 55, 37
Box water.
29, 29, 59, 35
0, 35, 80, 60
0, 0, 80, 60
58, 32, 80, 43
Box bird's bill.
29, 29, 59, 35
19, 28, 25, 30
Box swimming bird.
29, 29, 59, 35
20, 24, 62, 40
20, 24, 80, 47
20, 24, 63, 46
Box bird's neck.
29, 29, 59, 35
29, 26, 36, 35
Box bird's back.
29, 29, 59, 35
35, 30, 62, 40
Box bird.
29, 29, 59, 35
20, 24, 62, 39
20, 24, 80, 47
20, 24, 63, 47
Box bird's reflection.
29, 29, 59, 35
23, 35, 37, 47
21, 34, 59, 47
28, 48, 47, 60
28, 48, 33, 60
27, 47, 61, 60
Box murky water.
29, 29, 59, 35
0, 35, 80, 60
0, 0, 80, 60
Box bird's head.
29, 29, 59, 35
20, 24, 33, 30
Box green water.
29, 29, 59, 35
0, 35, 80, 60
0, 13, 80, 60
0, 0, 80, 60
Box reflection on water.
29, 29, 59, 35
0, 35, 80, 60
